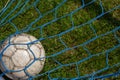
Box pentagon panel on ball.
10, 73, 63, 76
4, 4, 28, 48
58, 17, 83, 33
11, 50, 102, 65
0, 33, 45, 80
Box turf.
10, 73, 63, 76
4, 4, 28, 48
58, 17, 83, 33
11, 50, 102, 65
0, 0, 120, 80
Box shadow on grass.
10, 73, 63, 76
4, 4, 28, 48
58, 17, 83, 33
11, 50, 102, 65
83, 0, 120, 27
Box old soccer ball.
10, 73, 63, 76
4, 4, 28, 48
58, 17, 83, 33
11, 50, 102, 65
0, 33, 45, 79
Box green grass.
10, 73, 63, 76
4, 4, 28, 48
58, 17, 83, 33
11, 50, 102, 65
0, 0, 120, 80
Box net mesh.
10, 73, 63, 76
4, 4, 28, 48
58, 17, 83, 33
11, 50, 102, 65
0, 0, 120, 80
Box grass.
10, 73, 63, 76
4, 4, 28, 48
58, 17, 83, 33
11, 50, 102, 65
0, 0, 120, 80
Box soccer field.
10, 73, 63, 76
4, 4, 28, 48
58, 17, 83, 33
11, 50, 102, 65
0, 0, 120, 80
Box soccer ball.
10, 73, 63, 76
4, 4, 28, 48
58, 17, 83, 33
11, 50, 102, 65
0, 33, 45, 79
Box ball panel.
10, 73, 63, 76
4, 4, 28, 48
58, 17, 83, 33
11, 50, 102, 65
9, 35, 17, 44
29, 45, 41, 59
13, 35, 31, 44
28, 35, 42, 47
12, 34, 32, 50
15, 45, 28, 50
35, 43, 43, 50
2, 56, 14, 70
40, 47, 45, 61
3, 45, 16, 57
29, 35, 37, 42
12, 50, 30, 67
12, 67, 26, 78
26, 61, 42, 76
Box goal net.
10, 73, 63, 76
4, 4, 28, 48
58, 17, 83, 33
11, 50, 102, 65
0, 0, 120, 80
